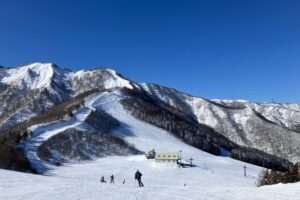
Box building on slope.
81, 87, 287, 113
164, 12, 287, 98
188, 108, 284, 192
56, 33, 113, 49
155, 152, 180, 164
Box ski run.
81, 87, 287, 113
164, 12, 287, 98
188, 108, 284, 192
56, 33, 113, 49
1, 91, 299, 200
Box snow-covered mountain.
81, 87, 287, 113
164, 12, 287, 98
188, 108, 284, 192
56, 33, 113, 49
0, 63, 132, 132
2, 112, 299, 199
137, 84, 300, 163
0, 63, 299, 174
0, 87, 299, 199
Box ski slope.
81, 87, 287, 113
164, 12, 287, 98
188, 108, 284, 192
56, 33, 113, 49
1, 157, 299, 200
22, 94, 100, 173
1, 91, 299, 200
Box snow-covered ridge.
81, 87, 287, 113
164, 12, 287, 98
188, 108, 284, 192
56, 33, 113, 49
139, 83, 300, 163
0, 63, 135, 133
0, 63, 55, 90
211, 99, 250, 103
73, 68, 133, 90
1, 62, 300, 164
0, 63, 133, 91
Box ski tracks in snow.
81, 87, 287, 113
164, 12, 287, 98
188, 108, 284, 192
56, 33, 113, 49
22, 94, 102, 173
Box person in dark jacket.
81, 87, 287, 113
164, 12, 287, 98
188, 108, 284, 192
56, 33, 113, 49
110, 174, 114, 183
135, 170, 144, 187
100, 176, 106, 183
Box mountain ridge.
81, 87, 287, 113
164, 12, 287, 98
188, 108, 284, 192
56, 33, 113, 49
0, 63, 299, 173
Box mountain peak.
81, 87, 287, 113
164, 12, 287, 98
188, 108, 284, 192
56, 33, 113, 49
72, 67, 133, 90
0, 62, 135, 92
0, 63, 55, 90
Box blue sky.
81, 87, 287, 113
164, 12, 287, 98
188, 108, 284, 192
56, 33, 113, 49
0, 0, 299, 102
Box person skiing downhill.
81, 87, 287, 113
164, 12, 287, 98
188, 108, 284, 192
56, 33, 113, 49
135, 170, 144, 187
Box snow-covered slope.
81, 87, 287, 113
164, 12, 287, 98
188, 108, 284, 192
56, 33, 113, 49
1, 157, 299, 200
1, 161, 300, 200
1, 64, 300, 199
1, 63, 300, 164
0, 63, 133, 92
139, 84, 300, 163
0, 63, 133, 131
23, 106, 93, 173
1, 90, 300, 199
73, 68, 133, 90
0, 63, 56, 90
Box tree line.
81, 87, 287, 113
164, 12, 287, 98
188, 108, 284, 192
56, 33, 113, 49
257, 163, 299, 186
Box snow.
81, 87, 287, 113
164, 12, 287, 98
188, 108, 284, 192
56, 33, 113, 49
73, 68, 133, 90
211, 99, 250, 103
22, 94, 100, 173
0, 156, 299, 200
1, 91, 299, 199
0, 63, 54, 90
139, 84, 300, 162
1, 63, 133, 93
104, 69, 133, 90
1, 63, 300, 199
140, 83, 176, 106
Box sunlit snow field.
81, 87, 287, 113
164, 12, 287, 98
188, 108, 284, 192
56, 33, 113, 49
1, 91, 299, 200
1, 155, 299, 200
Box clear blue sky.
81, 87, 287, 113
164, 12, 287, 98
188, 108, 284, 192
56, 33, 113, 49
0, 0, 300, 102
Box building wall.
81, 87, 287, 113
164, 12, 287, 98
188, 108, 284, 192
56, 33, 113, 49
155, 159, 177, 163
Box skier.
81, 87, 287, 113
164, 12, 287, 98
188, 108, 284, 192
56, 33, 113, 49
135, 170, 144, 187
110, 174, 114, 183
100, 176, 106, 183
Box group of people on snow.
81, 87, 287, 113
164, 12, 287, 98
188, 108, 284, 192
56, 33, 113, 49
100, 170, 144, 187
100, 174, 115, 183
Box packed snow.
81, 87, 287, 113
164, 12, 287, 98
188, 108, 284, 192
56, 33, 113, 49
22, 94, 99, 173
2, 90, 298, 200
1, 158, 299, 200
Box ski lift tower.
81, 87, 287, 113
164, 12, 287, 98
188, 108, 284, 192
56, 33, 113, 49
189, 158, 193, 167
179, 150, 182, 161
243, 165, 247, 177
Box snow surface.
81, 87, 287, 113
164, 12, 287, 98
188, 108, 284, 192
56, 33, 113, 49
4, 90, 298, 200
1, 64, 300, 199
1, 63, 133, 93
0, 63, 54, 90
104, 69, 133, 90
22, 94, 99, 173
73, 68, 133, 90
1, 159, 299, 200
139, 84, 300, 162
